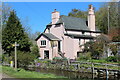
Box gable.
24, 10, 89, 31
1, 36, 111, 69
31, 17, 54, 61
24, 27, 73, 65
35, 33, 60, 41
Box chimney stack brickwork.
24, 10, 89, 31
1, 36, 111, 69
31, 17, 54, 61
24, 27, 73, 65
52, 9, 60, 24
88, 5, 95, 31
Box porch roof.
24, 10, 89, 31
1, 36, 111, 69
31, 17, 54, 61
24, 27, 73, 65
35, 33, 61, 41
64, 33, 94, 39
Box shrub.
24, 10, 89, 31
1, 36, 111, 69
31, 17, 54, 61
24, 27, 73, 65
53, 57, 62, 60
53, 57, 68, 64
30, 45, 39, 57
77, 52, 91, 61
2, 53, 12, 64
106, 56, 117, 62
10, 51, 36, 69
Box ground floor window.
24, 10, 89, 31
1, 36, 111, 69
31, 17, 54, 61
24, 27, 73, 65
77, 52, 80, 57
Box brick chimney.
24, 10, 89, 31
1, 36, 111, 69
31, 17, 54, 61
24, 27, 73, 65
52, 9, 60, 24
88, 5, 95, 31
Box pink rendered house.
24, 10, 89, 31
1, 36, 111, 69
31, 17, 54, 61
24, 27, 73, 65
35, 5, 101, 60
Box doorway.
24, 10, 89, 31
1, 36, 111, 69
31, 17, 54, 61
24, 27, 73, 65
44, 50, 49, 59
58, 41, 61, 52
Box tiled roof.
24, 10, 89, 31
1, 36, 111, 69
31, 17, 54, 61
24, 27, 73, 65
35, 33, 60, 41
47, 16, 100, 32
60, 16, 89, 31
64, 33, 94, 39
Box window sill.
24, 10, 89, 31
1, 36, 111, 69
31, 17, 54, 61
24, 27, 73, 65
40, 46, 46, 48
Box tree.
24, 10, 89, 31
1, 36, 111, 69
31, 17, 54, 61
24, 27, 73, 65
31, 44, 39, 57
84, 34, 111, 59
109, 27, 120, 41
0, 3, 12, 51
2, 3, 12, 24
68, 9, 87, 19
109, 44, 117, 56
2, 10, 31, 54
95, 2, 119, 34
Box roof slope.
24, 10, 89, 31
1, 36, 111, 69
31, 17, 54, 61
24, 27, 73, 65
60, 16, 89, 31
64, 33, 94, 39
47, 16, 100, 32
35, 33, 60, 41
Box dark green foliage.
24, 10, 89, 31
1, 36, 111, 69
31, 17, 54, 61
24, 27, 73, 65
95, 2, 119, 34
112, 36, 120, 42
11, 51, 36, 69
31, 44, 39, 57
106, 56, 117, 62
53, 57, 68, 64
109, 44, 117, 56
2, 10, 31, 54
84, 41, 103, 59
77, 52, 91, 61
68, 9, 87, 19
90, 42, 104, 59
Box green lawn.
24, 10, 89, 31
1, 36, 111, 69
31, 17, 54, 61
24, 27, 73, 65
2, 66, 65, 78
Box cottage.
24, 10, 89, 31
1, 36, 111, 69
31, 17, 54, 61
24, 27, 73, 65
36, 5, 101, 60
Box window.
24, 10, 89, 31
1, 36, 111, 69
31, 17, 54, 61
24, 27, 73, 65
79, 39, 81, 46
41, 40, 46, 46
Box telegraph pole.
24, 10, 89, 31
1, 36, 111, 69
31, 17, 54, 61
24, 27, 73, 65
108, 6, 110, 35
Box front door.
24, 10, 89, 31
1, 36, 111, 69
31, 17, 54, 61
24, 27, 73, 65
58, 41, 61, 52
44, 50, 49, 59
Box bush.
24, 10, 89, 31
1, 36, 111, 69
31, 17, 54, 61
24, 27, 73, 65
30, 45, 39, 57
77, 52, 91, 61
53, 57, 68, 63
89, 59, 107, 63
11, 51, 36, 69
106, 56, 117, 62
2, 53, 12, 64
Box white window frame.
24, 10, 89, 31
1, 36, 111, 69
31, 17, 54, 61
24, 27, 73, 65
41, 40, 46, 46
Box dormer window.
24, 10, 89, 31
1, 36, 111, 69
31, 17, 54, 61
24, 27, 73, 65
82, 32, 85, 34
41, 40, 46, 46
48, 28, 50, 33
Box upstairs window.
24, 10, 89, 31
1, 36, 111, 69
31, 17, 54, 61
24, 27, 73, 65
41, 40, 46, 46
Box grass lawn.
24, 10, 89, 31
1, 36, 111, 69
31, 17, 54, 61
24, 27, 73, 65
2, 66, 65, 79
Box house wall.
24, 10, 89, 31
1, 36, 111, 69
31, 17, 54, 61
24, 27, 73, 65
37, 25, 101, 59
37, 36, 59, 60
50, 24, 65, 52
64, 36, 75, 59
50, 24, 64, 40
44, 28, 49, 33
63, 36, 87, 59
65, 31, 82, 35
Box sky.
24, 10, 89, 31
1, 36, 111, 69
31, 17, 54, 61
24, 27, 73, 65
6, 2, 104, 33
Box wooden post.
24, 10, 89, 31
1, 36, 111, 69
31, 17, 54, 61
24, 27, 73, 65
78, 63, 80, 70
15, 42, 17, 71
92, 63, 94, 73
106, 64, 109, 79
92, 63, 94, 79
14, 42, 19, 71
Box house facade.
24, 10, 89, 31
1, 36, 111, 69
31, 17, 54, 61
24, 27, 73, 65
36, 5, 101, 60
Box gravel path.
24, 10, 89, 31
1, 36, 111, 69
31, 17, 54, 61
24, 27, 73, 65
0, 73, 13, 80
